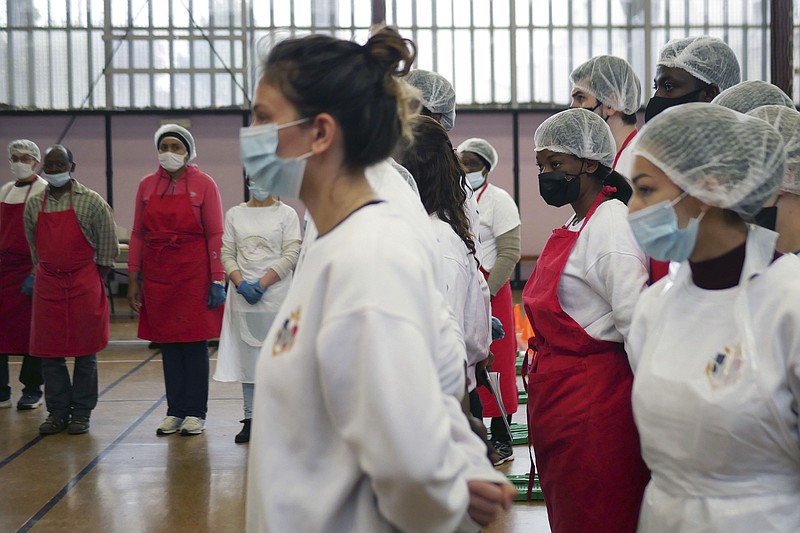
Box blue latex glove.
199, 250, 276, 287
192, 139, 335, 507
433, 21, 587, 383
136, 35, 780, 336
21, 275, 35, 296
491, 316, 505, 341
207, 282, 226, 309
236, 280, 265, 305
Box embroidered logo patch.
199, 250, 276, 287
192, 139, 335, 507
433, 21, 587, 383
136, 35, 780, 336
705, 343, 744, 389
272, 308, 301, 356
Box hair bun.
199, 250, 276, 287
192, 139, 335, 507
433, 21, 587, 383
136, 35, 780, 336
363, 26, 416, 78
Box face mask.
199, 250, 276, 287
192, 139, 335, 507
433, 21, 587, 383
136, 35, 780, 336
466, 171, 486, 190
627, 192, 706, 262
43, 171, 71, 188
240, 118, 311, 200
752, 205, 778, 231
158, 152, 187, 172
10, 162, 35, 180
644, 86, 709, 122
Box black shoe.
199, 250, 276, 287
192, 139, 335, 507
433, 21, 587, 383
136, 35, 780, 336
492, 441, 515, 466
68, 415, 91, 435
235, 419, 251, 444
39, 414, 69, 435
17, 392, 43, 410
148, 342, 160, 350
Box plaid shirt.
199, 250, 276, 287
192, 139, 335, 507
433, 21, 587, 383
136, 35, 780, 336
24, 179, 119, 267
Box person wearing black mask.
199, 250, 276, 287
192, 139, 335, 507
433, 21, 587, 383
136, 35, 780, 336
645, 36, 741, 122
522, 108, 650, 533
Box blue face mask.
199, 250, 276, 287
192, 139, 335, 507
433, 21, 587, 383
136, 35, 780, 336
627, 192, 706, 262
240, 118, 312, 200
466, 171, 486, 190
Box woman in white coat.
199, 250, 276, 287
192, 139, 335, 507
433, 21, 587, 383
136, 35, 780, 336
241, 27, 513, 532
397, 115, 491, 411
214, 189, 300, 443
627, 103, 800, 532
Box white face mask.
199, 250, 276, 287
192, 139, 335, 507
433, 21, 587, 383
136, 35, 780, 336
466, 170, 486, 190
43, 171, 71, 187
158, 152, 187, 172
10, 162, 35, 180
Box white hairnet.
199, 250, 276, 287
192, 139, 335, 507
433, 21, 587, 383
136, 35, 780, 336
154, 124, 197, 161
406, 69, 456, 131
747, 105, 800, 195
658, 36, 741, 91
632, 103, 785, 218
8, 139, 41, 161
534, 108, 616, 169
712, 80, 795, 114
569, 55, 642, 115
457, 138, 499, 170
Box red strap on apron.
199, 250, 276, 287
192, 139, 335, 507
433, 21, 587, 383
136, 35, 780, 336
612, 129, 638, 169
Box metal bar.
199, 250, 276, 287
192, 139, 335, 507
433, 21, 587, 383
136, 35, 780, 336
489, 0, 495, 103
644, 0, 653, 104
67, 0, 75, 107
189, 0, 196, 108
432, 0, 438, 72
104, 0, 113, 107
7, 4, 15, 106
512, 109, 521, 285
567, 0, 573, 80
241, 0, 249, 109
128, 0, 134, 107
210, 0, 216, 106
105, 114, 114, 207
548, 0, 554, 102
149, 0, 155, 107
470, 1, 476, 104
771, 0, 791, 91
372, 0, 386, 25
87, 0, 94, 107
528, 0, 533, 102
509, 0, 517, 107
26, 3, 35, 107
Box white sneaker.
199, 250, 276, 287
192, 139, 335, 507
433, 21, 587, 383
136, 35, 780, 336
179, 416, 206, 436
0, 399, 11, 409
156, 416, 184, 435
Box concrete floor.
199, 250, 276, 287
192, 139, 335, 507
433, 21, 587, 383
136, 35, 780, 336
0, 298, 550, 532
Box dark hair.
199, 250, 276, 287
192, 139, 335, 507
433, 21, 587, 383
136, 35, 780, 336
397, 115, 477, 257
594, 165, 632, 204
621, 111, 638, 125
262, 27, 416, 171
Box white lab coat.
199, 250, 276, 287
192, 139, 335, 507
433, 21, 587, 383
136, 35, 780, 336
629, 226, 800, 532
214, 202, 300, 383
299, 159, 468, 399
245, 203, 506, 533
560, 199, 649, 352
474, 182, 520, 271
429, 215, 490, 391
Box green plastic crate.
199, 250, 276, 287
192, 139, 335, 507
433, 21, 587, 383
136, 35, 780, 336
518, 389, 527, 404
516, 352, 525, 376
486, 423, 528, 446
507, 473, 544, 501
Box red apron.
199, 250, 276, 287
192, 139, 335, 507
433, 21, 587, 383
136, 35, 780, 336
522, 191, 649, 533
0, 184, 34, 353
138, 186, 222, 342
477, 275, 518, 417
30, 188, 109, 357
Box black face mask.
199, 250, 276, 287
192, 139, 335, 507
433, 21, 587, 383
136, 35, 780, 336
752, 205, 778, 231
644, 86, 710, 122
538, 171, 582, 207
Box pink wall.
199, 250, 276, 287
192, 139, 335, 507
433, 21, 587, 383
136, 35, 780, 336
2, 110, 571, 269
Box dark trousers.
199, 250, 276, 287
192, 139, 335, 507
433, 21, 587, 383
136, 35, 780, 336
469, 388, 483, 419
0, 354, 44, 401
490, 414, 513, 444
161, 341, 209, 419
41, 355, 98, 418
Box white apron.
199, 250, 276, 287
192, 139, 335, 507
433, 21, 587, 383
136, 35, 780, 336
215, 208, 293, 383
633, 226, 800, 532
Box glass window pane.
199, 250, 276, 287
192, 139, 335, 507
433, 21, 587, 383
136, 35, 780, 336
473, 0, 491, 28
493, 29, 511, 103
